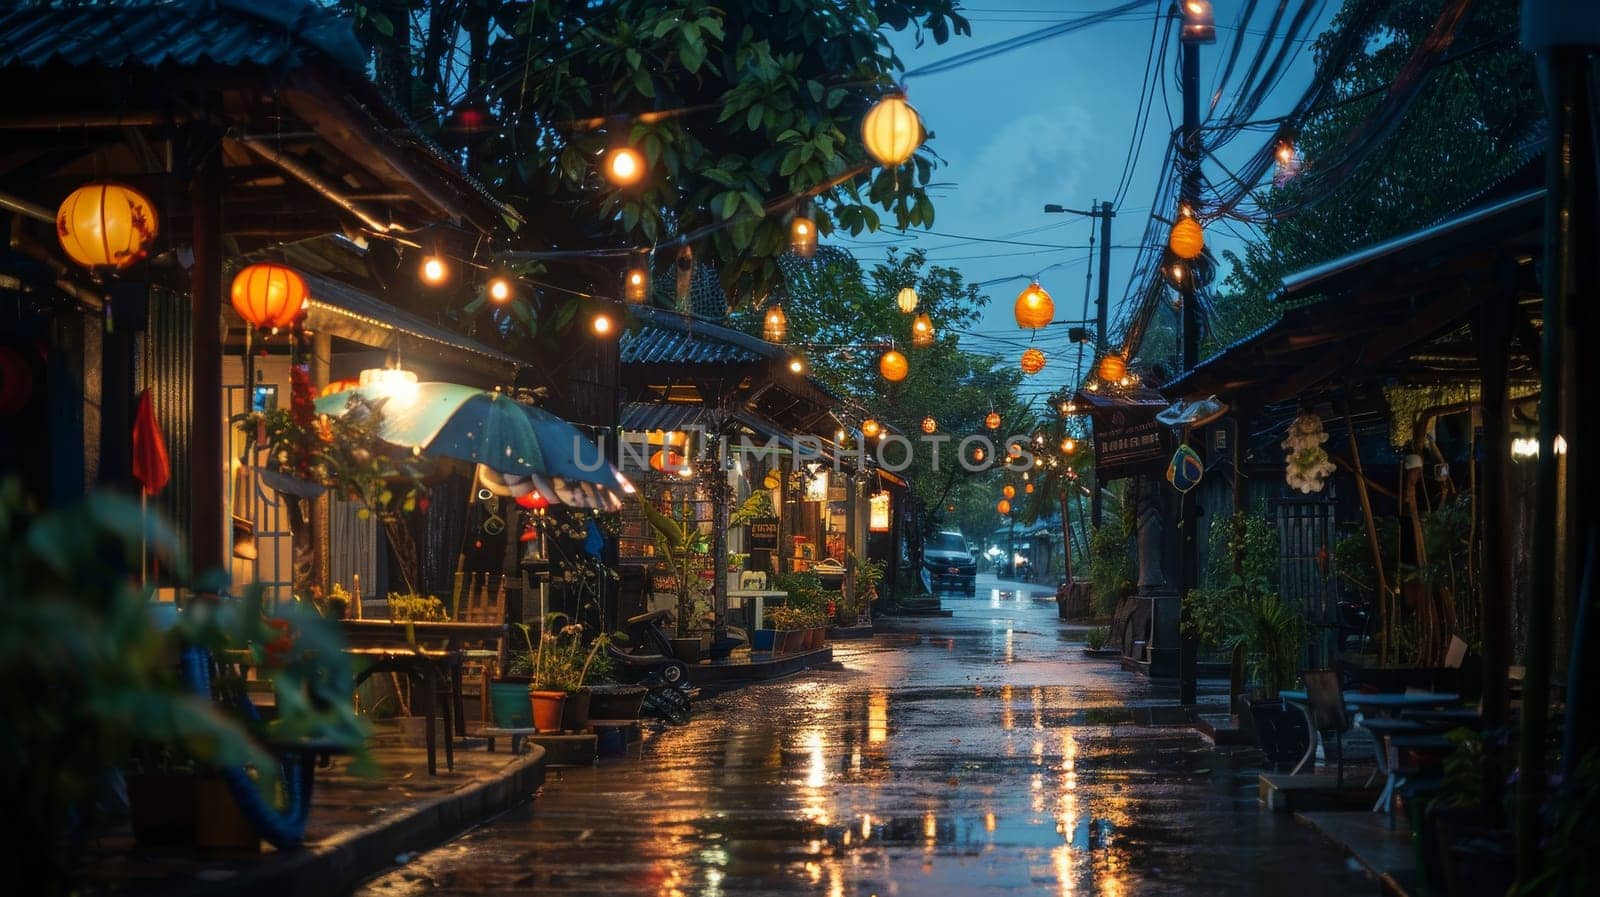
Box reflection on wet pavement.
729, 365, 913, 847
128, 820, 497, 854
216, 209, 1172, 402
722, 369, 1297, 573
356, 576, 1368, 897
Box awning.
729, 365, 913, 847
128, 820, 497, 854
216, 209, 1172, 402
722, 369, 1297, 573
299, 272, 527, 378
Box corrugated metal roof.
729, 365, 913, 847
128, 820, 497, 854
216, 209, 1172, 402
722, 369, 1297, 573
620, 402, 708, 432
0, 0, 365, 73
618, 325, 768, 366
297, 271, 527, 372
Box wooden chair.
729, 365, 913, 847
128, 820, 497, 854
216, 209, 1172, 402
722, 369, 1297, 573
1304, 669, 1354, 786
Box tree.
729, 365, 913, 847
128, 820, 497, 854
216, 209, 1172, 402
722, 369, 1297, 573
341, 0, 971, 334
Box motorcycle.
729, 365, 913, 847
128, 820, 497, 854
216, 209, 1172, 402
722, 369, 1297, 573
606, 609, 694, 724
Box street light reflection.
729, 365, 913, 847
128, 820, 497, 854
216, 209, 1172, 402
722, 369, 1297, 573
868, 689, 888, 744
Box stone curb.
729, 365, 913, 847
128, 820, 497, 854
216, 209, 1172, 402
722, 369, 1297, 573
165, 746, 547, 897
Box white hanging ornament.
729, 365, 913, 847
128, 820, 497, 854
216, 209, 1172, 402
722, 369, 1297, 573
1282, 411, 1335, 494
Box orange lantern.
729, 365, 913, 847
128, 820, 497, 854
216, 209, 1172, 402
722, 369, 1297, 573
1168, 216, 1204, 260
861, 94, 924, 168
1008, 442, 1022, 458
1002, 484, 1016, 500
921, 416, 937, 434
985, 411, 1002, 430
862, 418, 883, 439
997, 499, 1011, 515
1061, 437, 1078, 455
624, 264, 650, 303
231, 263, 309, 330
911, 312, 934, 347
1025, 482, 1035, 494
879, 349, 909, 382
1097, 353, 1128, 383
1014, 282, 1054, 329
763, 304, 788, 343
56, 182, 159, 270
790, 213, 817, 258
1020, 347, 1046, 375
604, 146, 645, 186
649, 450, 687, 472
973, 447, 987, 462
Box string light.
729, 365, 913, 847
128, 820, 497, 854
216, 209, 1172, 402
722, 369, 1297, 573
592, 313, 613, 335
604, 146, 644, 186
488, 276, 513, 304
420, 255, 449, 286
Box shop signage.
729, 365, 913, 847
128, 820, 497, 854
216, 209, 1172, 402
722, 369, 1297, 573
749, 517, 779, 550
1093, 405, 1168, 480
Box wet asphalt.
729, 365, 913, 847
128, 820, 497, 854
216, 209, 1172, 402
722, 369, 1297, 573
354, 575, 1372, 896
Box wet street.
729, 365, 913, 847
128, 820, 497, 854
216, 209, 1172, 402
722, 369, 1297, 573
357, 576, 1369, 896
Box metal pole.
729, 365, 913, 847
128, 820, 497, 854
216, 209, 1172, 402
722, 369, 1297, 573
1176, 26, 1203, 707
189, 125, 225, 588
1092, 200, 1114, 531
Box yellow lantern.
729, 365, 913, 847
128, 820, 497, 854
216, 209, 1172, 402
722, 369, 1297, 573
56, 182, 159, 270
790, 213, 817, 258
1014, 282, 1054, 329
985, 411, 1002, 431
1002, 484, 1016, 500
1168, 216, 1204, 260
896, 286, 919, 314
879, 349, 909, 382
1098, 354, 1128, 383
230, 263, 309, 330
1020, 347, 1046, 375
763, 304, 788, 343
1061, 437, 1077, 455
911, 312, 934, 347
862, 418, 882, 439
997, 499, 1011, 516
861, 94, 924, 168
921, 416, 937, 434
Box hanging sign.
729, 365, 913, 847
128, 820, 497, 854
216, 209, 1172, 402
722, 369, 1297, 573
1092, 405, 1167, 480
1167, 444, 1205, 493
749, 517, 780, 551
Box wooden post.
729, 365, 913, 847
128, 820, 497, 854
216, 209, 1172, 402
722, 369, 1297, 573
1342, 398, 1390, 663
312, 331, 333, 596
188, 127, 225, 585
1477, 273, 1514, 823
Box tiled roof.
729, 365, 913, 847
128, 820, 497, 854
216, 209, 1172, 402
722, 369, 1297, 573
0, 0, 366, 72
618, 305, 777, 366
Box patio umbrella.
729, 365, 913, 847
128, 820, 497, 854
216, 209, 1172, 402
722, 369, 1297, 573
315, 382, 628, 510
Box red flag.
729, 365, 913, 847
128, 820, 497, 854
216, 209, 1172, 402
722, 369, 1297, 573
131, 388, 170, 496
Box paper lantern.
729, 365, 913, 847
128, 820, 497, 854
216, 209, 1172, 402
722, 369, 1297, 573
1014, 282, 1054, 329
1002, 484, 1015, 500
985, 411, 1001, 430
861, 94, 924, 167
1007, 442, 1022, 458
56, 182, 159, 269
921, 416, 937, 434
879, 349, 909, 382
1025, 483, 1034, 494
973, 447, 987, 462
790, 213, 817, 258
763, 304, 788, 343
897, 286, 919, 313
1061, 437, 1078, 455
911, 313, 934, 347
650, 450, 687, 472
862, 419, 882, 439
231, 263, 308, 330
1020, 348, 1046, 375
1097, 354, 1127, 383
997, 499, 1011, 515
1168, 216, 1204, 260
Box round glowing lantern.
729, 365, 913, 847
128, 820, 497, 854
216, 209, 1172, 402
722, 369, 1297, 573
1025, 482, 1035, 494
862, 418, 883, 439
911, 313, 934, 348
1014, 282, 1054, 329
604, 146, 644, 186
1002, 484, 1016, 500
879, 349, 909, 382
763, 304, 788, 343
921, 416, 937, 434
650, 449, 687, 472
56, 182, 159, 270
973, 447, 987, 462
1020, 347, 1046, 375
1061, 437, 1078, 455
896, 286, 919, 314
997, 499, 1011, 516
1097, 353, 1128, 384
861, 94, 924, 167
231, 263, 309, 330
1168, 216, 1205, 260
1007, 442, 1022, 458
985, 411, 1001, 430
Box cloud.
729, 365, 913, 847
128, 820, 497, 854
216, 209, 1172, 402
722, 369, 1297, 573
953, 106, 1093, 219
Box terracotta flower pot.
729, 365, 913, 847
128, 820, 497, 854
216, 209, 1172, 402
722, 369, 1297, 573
529, 690, 567, 733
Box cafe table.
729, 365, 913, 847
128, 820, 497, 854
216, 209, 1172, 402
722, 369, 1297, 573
342, 620, 506, 775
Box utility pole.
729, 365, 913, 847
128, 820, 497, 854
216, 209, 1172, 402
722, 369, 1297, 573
1176, 0, 1214, 707
1043, 200, 1115, 528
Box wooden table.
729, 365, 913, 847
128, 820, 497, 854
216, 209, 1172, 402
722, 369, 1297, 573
342, 620, 505, 775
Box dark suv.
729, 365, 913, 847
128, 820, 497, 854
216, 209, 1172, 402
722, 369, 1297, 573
922, 531, 977, 594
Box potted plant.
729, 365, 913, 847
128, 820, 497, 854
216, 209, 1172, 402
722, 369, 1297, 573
515, 614, 614, 733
